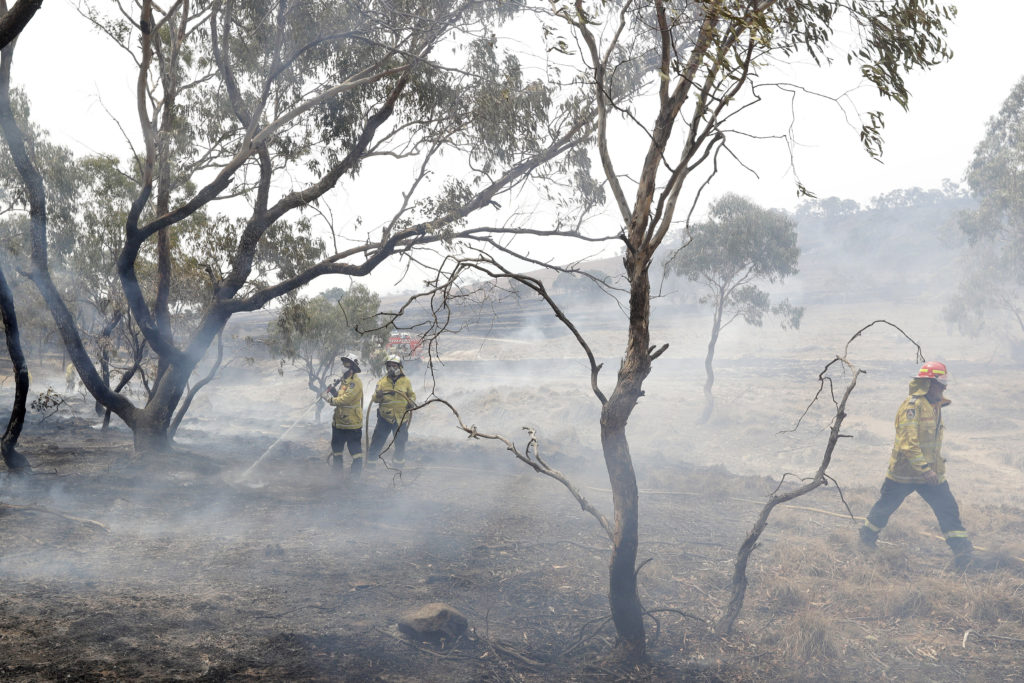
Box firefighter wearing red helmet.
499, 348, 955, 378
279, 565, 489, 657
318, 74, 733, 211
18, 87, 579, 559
860, 361, 972, 569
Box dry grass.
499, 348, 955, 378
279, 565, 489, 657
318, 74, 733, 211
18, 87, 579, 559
704, 477, 1024, 680
773, 608, 843, 662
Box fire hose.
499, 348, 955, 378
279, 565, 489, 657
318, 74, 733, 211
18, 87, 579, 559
238, 377, 344, 481
237, 381, 414, 482
237, 398, 319, 482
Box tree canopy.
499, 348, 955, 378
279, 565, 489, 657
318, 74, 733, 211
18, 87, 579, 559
945, 75, 1024, 351
0, 0, 594, 450
667, 193, 802, 422
267, 284, 388, 421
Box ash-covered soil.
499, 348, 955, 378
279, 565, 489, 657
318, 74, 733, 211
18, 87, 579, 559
4, 299, 1024, 680
1, 410, 758, 681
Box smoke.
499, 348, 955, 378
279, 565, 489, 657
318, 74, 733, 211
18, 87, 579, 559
5, 182, 1024, 680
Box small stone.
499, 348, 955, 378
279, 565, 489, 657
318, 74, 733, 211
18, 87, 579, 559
397, 602, 468, 641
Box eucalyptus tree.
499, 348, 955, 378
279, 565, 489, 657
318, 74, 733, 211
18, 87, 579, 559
0, 0, 592, 451
267, 284, 388, 422
947, 76, 1024, 349
469, 0, 954, 660
0, 0, 42, 471
666, 194, 802, 423
0, 90, 76, 357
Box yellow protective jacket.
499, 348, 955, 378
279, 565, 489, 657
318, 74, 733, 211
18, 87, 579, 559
327, 374, 363, 430
886, 378, 950, 484
374, 374, 415, 425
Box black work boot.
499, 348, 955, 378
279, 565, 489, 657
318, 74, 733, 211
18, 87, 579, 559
953, 553, 973, 571
330, 453, 345, 472
859, 525, 878, 549
948, 537, 973, 571
350, 456, 364, 477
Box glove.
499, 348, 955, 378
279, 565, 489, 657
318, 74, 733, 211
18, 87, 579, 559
922, 469, 939, 485
327, 386, 339, 397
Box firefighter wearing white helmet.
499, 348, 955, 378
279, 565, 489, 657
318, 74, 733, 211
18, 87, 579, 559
323, 353, 364, 475
860, 361, 973, 569
367, 354, 416, 467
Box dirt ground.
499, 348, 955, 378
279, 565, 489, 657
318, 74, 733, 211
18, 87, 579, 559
4, 298, 1024, 681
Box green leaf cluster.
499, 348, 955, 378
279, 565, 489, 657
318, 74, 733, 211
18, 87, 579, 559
266, 283, 389, 395
667, 193, 802, 329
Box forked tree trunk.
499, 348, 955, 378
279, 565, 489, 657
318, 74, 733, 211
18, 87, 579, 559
131, 353, 199, 452
0, 264, 31, 472
133, 406, 174, 453
169, 332, 225, 439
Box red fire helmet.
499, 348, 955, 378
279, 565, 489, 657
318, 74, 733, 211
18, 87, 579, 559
914, 361, 948, 385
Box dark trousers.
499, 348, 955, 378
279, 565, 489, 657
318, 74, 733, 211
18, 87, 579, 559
330, 427, 362, 469
863, 479, 971, 554
368, 417, 409, 465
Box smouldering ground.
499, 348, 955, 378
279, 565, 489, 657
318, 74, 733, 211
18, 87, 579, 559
3, 343, 1024, 680
4, 290, 1024, 679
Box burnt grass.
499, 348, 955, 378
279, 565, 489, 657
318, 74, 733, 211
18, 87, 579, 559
3, 412, 1024, 681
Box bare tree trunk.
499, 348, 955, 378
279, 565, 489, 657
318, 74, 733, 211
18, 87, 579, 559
0, 264, 31, 472
168, 331, 224, 439
699, 299, 724, 424
131, 307, 228, 451
0, 0, 41, 50
599, 264, 654, 660
133, 403, 174, 452
600, 414, 644, 656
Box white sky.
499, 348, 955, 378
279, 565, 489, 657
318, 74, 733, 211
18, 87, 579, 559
7, 1, 1023, 292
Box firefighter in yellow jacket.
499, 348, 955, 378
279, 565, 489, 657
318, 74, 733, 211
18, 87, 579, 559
860, 361, 972, 569
368, 354, 416, 467
65, 362, 78, 393
323, 354, 364, 475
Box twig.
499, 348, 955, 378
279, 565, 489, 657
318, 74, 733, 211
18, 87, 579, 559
718, 320, 921, 635
486, 639, 546, 669
560, 613, 614, 657
645, 607, 708, 624
419, 396, 613, 540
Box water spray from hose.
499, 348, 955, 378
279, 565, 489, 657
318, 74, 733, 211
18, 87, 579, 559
237, 377, 345, 482
236, 399, 320, 483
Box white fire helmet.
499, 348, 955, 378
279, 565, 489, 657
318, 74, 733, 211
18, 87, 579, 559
385, 354, 403, 366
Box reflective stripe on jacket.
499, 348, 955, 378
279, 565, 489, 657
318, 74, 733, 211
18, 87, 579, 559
375, 374, 415, 425
886, 378, 950, 484
328, 375, 363, 430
